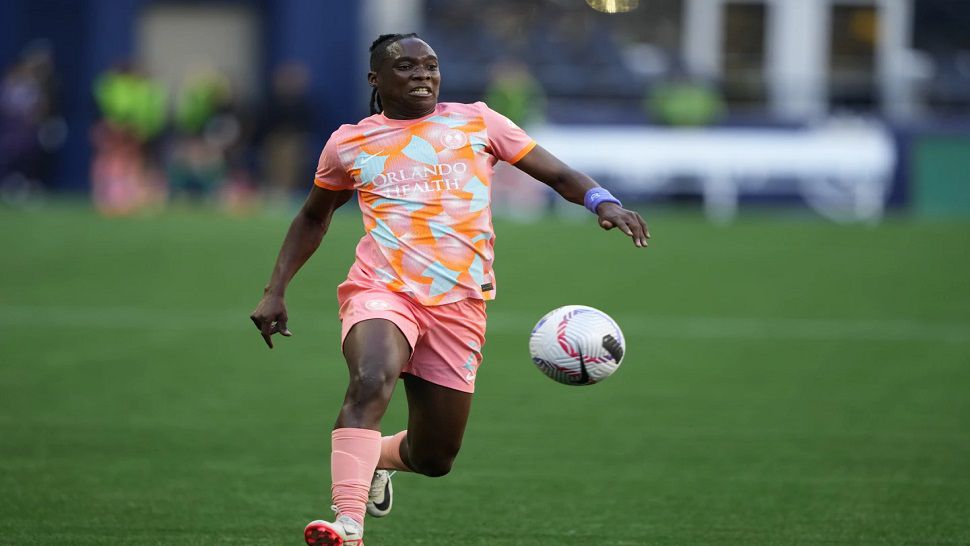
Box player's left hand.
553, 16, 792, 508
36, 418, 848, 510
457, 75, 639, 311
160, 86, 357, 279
597, 203, 650, 247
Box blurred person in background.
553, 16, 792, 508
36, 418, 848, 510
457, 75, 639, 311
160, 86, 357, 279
258, 61, 314, 201
90, 62, 167, 216
250, 32, 648, 546
0, 40, 66, 206
167, 68, 248, 205
645, 63, 725, 126
484, 58, 550, 220
484, 59, 546, 127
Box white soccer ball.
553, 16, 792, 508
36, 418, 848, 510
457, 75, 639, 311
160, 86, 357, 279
528, 305, 626, 386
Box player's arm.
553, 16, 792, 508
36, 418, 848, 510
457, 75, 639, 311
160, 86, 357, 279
250, 186, 354, 348
514, 144, 650, 248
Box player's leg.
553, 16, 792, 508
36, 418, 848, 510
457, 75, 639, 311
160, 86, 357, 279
309, 318, 411, 545
374, 376, 473, 476
368, 297, 484, 520
336, 318, 411, 430
398, 373, 473, 477
377, 297, 484, 477
365, 373, 471, 520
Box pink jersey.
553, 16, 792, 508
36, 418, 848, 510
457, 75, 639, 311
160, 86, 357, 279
315, 102, 536, 306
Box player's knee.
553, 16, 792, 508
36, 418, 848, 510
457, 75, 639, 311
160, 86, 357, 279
411, 453, 455, 477
408, 441, 461, 477
346, 366, 397, 403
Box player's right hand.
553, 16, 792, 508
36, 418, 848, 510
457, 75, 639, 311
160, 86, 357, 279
249, 293, 292, 349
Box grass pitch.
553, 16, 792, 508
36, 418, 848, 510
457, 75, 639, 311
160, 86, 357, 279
1, 205, 969, 545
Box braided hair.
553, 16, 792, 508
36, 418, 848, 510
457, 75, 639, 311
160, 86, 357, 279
369, 32, 420, 115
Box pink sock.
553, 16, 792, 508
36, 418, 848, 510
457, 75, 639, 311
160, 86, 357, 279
378, 430, 410, 471
331, 428, 381, 526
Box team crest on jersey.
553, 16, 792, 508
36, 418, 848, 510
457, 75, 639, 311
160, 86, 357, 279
364, 299, 391, 311
441, 129, 468, 150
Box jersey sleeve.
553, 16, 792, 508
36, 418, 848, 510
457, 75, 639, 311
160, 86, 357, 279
313, 133, 355, 190
480, 102, 537, 164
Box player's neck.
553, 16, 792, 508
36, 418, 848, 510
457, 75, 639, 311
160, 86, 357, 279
382, 103, 437, 120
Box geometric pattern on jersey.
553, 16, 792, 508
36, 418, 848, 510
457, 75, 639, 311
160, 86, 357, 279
315, 102, 536, 305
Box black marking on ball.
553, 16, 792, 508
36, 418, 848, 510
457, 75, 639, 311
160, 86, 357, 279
603, 334, 624, 362
572, 351, 591, 385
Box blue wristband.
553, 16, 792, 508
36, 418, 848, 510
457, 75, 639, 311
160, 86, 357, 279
584, 188, 622, 214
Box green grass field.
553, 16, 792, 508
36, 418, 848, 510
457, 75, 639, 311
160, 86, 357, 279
2, 205, 969, 545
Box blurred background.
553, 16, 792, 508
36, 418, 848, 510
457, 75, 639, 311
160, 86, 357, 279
2, 1, 969, 544
0, 0, 967, 220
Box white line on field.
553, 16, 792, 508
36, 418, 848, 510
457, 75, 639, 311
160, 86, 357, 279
2, 304, 968, 343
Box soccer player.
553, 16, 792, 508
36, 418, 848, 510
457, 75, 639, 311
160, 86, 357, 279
250, 33, 649, 546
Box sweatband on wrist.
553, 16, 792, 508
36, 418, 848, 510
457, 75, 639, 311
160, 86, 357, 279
584, 187, 622, 214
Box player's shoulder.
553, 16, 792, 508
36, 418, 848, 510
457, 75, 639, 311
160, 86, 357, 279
469, 102, 523, 135
333, 114, 381, 135
328, 114, 385, 141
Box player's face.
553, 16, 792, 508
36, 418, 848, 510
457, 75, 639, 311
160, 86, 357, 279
370, 38, 440, 119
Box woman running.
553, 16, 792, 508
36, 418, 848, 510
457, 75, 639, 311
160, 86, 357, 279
250, 33, 649, 546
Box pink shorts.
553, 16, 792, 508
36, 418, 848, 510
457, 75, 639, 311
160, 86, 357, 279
336, 280, 487, 393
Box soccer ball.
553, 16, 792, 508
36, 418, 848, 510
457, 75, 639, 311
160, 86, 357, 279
528, 305, 626, 386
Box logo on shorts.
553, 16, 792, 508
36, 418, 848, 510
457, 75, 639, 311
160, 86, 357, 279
441, 129, 468, 150
462, 351, 480, 382
364, 299, 391, 311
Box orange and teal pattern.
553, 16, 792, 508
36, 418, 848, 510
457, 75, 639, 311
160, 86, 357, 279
315, 102, 536, 306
